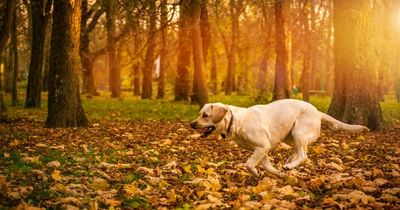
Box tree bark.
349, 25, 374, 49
272, 0, 291, 100
157, 0, 167, 99
141, 0, 157, 99
105, 0, 120, 98
210, 42, 217, 94
25, 0, 52, 108
80, 0, 102, 96
225, 0, 241, 95
191, 0, 208, 107
46, 0, 88, 128
11, 6, 18, 106
0, 0, 15, 113
174, 0, 192, 101
301, 0, 312, 102
257, 3, 273, 96
328, 0, 383, 130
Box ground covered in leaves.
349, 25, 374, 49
0, 119, 399, 209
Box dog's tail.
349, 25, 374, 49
320, 112, 369, 133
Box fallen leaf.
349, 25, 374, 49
51, 170, 62, 181
35, 143, 47, 148
46, 161, 61, 167
348, 190, 375, 204
89, 178, 109, 191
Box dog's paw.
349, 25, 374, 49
247, 166, 259, 177
283, 164, 292, 171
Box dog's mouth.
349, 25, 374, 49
200, 126, 216, 138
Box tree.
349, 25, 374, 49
80, 0, 104, 96
105, 0, 121, 98
0, 0, 15, 113
225, 0, 242, 95
191, 0, 208, 107
174, 0, 192, 101
25, 0, 52, 108
327, 0, 382, 130
192, 0, 211, 102
272, 0, 291, 100
257, 1, 273, 97
46, 0, 88, 127
157, 0, 167, 99
301, 0, 312, 102
11, 4, 18, 106
141, 0, 157, 99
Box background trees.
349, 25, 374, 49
0, 0, 398, 129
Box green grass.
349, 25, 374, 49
3, 91, 400, 123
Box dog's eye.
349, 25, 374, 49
202, 113, 208, 118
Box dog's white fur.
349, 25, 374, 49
191, 99, 368, 177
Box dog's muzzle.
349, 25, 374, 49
190, 122, 216, 138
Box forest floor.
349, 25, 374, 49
0, 119, 399, 209
0, 94, 399, 209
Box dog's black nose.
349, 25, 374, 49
190, 122, 197, 129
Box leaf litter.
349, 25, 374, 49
0, 120, 399, 209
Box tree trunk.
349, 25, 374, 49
157, 0, 167, 99
192, 0, 212, 102
327, 0, 382, 130
191, 0, 208, 107
210, 42, 217, 94
11, 6, 18, 106
105, 0, 120, 98
301, 0, 312, 102
174, 0, 192, 101
272, 0, 291, 100
258, 5, 273, 96
25, 0, 52, 108
80, 0, 99, 96
129, 10, 141, 96
325, 1, 333, 94
225, 0, 241, 95
5, 45, 12, 93
0, 0, 15, 113
46, 0, 88, 128
141, 0, 157, 99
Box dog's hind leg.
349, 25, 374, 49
285, 154, 298, 165
261, 155, 286, 178
283, 145, 306, 170
246, 147, 267, 177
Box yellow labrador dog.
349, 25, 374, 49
190, 99, 368, 177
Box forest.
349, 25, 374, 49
0, 0, 399, 209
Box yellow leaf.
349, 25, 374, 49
9, 140, 20, 147
167, 189, 177, 203
123, 183, 142, 196
89, 199, 98, 210
273, 185, 294, 196
313, 145, 325, 155
208, 176, 221, 191
35, 143, 47, 148
89, 178, 110, 191
196, 165, 206, 173
51, 170, 62, 181
252, 177, 277, 194
183, 165, 192, 173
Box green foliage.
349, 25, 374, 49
3, 92, 400, 123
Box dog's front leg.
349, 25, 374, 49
246, 147, 266, 177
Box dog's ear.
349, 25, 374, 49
211, 103, 228, 123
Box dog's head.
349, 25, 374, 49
190, 103, 229, 138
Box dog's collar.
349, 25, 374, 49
221, 109, 233, 139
